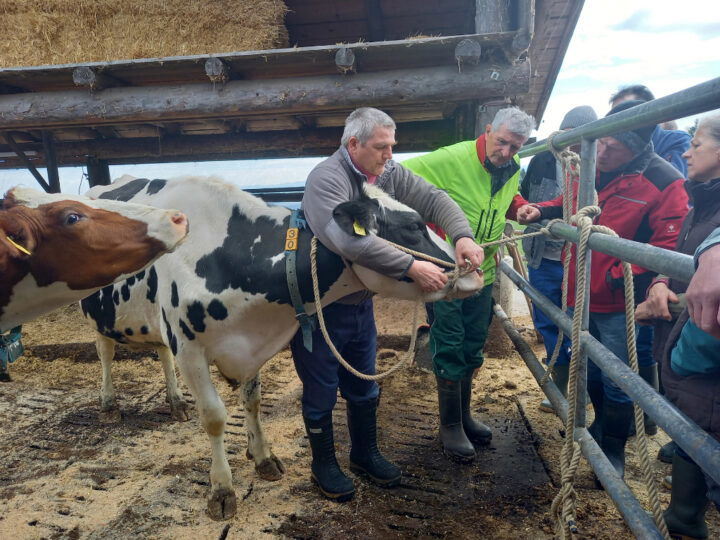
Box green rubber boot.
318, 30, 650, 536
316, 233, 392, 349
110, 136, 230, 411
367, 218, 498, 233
460, 377, 492, 445
663, 452, 709, 539
435, 375, 475, 462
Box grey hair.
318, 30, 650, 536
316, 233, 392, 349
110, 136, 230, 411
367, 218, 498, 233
697, 112, 720, 146
341, 107, 396, 146
491, 106, 536, 138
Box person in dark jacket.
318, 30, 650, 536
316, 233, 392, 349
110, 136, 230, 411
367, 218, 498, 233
520, 105, 597, 414
635, 113, 720, 539
610, 84, 691, 177
517, 100, 689, 481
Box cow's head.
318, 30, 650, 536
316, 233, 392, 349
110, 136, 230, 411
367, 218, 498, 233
0, 187, 189, 331
332, 184, 483, 301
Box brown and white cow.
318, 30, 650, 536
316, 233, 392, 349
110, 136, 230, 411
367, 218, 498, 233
0, 187, 188, 333
80, 175, 483, 520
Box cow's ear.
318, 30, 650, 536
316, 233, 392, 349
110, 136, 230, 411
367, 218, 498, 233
332, 199, 378, 237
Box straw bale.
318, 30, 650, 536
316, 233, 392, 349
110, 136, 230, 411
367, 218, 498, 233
0, 0, 288, 68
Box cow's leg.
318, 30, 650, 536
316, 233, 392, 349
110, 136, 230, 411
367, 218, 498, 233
242, 374, 285, 481
157, 348, 190, 421
96, 335, 121, 423
175, 355, 236, 521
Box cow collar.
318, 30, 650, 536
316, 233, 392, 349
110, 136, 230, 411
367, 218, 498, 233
284, 210, 316, 351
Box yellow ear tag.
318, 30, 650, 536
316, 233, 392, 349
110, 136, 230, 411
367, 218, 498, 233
352, 220, 367, 236
6, 236, 32, 255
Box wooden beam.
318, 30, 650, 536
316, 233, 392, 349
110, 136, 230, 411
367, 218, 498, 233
86, 156, 111, 187
334, 48, 356, 74
72, 67, 124, 91
204, 57, 237, 84
0, 121, 460, 167
365, 0, 386, 41
0, 60, 530, 130
476, 0, 511, 34
454, 39, 483, 69
2, 133, 52, 192
42, 131, 61, 193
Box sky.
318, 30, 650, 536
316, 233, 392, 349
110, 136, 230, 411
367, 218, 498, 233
1, 0, 719, 195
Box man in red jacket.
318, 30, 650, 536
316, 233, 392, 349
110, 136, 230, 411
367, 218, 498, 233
517, 99, 689, 480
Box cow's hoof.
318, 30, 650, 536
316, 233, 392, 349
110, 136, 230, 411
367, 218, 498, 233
99, 408, 121, 423
169, 400, 191, 422
207, 487, 237, 521
255, 454, 286, 481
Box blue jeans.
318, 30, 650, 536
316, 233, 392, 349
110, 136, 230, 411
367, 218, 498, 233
291, 299, 378, 420
528, 259, 571, 366
583, 311, 655, 405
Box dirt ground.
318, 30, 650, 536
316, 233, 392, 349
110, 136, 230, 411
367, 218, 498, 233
1, 298, 718, 539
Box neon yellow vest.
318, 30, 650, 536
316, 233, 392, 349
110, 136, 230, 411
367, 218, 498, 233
403, 140, 521, 285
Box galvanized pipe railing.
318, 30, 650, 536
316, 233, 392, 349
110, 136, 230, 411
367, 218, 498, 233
519, 76, 720, 158
500, 260, 720, 487
493, 302, 664, 540
525, 221, 696, 283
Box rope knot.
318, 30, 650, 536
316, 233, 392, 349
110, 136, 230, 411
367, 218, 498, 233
571, 205, 601, 225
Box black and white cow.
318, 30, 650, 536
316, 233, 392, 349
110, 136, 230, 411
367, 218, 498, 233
80, 175, 483, 520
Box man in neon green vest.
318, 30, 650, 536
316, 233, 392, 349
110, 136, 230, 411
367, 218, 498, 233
403, 106, 535, 461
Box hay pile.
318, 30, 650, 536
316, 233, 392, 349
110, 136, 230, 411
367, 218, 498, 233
0, 0, 288, 68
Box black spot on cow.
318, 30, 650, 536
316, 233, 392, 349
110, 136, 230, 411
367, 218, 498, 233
162, 308, 178, 355
113, 290, 120, 305
135, 270, 145, 281
195, 208, 344, 304
98, 178, 150, 201
179, 319, 195, 340
207, 299, 228, 320
127, 276, 136, 287
146, 266, 158, 303
187, 302, 206, 333
81, 286, 127, 344
125, 328, 134, 336
121, 284, 130, 302
140, 326, 149, 335
147, 179, 167, 195
171, 282, 179, 308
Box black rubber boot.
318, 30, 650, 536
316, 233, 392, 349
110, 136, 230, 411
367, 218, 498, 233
347, 399, 401, 487
539, 363, 570, 413
436, 375, 476, 462
663, 452, 709, 539
638, 364, 659, 436
600, 400, 633, 479
303, 415, 355, 502
460, 377, 492, 445
659, 441, 678, 464
587, 378, 605, 442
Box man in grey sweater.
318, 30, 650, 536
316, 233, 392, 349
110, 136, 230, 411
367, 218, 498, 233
292, 107, 484, 502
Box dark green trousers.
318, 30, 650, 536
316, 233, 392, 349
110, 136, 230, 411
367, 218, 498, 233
429, 287, 494, 381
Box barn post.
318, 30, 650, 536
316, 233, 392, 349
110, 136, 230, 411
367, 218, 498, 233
3, 132, 52, 193
41, 131, 61, 193
86, 156, 111, 187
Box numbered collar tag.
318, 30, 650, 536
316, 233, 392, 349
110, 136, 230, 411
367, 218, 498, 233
285, 227, 299, 251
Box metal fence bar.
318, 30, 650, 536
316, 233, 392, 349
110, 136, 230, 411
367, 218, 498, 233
526, 221, 696, 283
519, 76, 720, 158
500, 260, 720, 485
493, 303, 665, 540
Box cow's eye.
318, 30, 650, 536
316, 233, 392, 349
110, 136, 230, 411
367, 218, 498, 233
65, 213, 84, 225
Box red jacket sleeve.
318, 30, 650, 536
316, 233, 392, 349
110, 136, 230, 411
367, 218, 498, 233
505, 194, 529, 220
